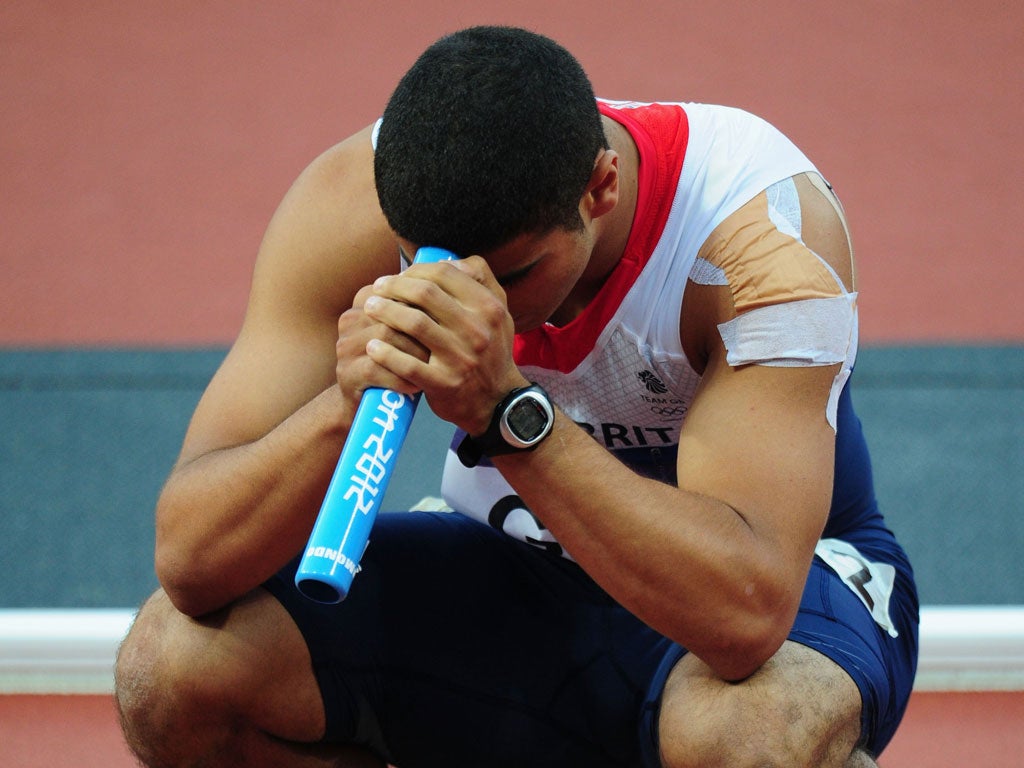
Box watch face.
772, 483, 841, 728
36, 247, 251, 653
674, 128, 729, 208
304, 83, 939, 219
507, 397, 549, 441
499, 388, 554, 448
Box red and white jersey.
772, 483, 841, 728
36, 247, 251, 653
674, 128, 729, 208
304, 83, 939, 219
441, 101, 823, 554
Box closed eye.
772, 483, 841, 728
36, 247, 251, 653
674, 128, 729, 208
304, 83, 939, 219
496, 261, 539, 288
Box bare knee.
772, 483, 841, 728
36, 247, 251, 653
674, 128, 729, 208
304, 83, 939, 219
659, 706, 864, 768
656, 645, 866, 768
115, 586, 337, 767
844, 749, 879, 768
114, 593, 266, 765
659, 697, 812, 768
115, 593, 206, 765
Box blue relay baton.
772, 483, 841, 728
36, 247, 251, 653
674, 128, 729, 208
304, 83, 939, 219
295, 246, 457, 603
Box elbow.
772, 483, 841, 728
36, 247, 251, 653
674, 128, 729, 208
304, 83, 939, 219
154, 483, 235, 618
155, 512, 232, 618
699, 587, 798, 682
154, 510, 207, 617
707, 623, 789, 682
154, 519, 260, 618
154, 542, 220, 618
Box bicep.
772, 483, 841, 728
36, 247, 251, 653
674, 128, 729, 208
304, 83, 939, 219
675, 354, 840, 562
177, 315, 339, 465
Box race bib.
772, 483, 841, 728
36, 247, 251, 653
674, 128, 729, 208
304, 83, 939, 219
815, 538, 899, 638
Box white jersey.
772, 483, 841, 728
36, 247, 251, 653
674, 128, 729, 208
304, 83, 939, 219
441, 101, 825, 556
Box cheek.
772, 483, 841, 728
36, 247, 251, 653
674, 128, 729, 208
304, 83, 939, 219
533, 265, 577, 306
552, 251, 590, 299
514, 269, 580, 328
503, 242, 590, 329
504, 281, 559, 331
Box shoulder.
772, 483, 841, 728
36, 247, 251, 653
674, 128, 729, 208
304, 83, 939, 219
246, 124, 399, 329
176, 126, 400, 458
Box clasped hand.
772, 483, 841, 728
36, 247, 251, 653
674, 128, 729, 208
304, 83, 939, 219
335, 256, 528, 436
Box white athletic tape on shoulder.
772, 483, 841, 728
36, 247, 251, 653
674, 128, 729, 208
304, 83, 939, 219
717, 293, 857, 429
717, 293, 857, 368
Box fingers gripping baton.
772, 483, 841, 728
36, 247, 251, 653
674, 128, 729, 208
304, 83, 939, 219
295, 246, 457, 603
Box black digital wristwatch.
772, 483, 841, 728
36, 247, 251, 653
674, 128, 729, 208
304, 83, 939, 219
456, 384, 554, 467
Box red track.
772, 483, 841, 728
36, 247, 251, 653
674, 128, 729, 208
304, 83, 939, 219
1, 692, 1022, 767
2, 2, 1022, 345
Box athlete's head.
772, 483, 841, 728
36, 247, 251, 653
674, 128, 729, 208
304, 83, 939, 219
374, 26, 608, 257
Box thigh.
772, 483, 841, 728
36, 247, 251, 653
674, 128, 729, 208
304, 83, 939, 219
118, 586, 330, 745
650, 555, 918, 766
265, 511, 671, 768
657, 640, 863, 767
788, 548, 919, 754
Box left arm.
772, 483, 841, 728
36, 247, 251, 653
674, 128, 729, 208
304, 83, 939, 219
493, 353, 838, 681
363, 257, 837, 681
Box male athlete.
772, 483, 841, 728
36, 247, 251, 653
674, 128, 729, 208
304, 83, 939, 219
115, 26, 918, 767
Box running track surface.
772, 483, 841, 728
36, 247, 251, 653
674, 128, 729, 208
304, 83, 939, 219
3, 1, 1022, 346
2, 2, 1021, 766
1, 692, 1022, 767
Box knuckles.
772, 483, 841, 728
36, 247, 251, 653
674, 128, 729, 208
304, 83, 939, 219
333, 258, 515, 427
351, 284, 377, 308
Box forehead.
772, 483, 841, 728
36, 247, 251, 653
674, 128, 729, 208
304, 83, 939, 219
481, 229, 578, 279
399, 229, 573, 278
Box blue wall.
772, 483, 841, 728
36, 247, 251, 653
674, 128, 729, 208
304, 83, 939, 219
1, 346, 1020, 608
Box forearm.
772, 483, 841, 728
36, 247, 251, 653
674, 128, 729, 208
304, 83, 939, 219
155, 386, 352, 616
493, 412, 803, 680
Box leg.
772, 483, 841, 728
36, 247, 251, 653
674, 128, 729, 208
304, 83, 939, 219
115, 587, 383, 768
292, 510, 668, 768
119, 511, 672, 768
657, 640, 871, 768
845, 750, 879, 767
645, 550, 918, 768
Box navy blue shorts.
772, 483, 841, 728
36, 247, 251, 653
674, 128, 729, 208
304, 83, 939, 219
264, 511, 918, 767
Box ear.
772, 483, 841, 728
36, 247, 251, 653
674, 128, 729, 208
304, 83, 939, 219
581, 149, 619, 221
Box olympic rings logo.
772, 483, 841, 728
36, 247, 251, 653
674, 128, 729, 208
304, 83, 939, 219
649, 405, 687, 417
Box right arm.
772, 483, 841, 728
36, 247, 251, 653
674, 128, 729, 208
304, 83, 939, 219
155, 126, 399, 617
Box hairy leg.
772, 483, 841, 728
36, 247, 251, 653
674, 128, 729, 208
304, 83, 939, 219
845, 749, 879, 767
115, 588, 384, 768
658, 640, 872, 768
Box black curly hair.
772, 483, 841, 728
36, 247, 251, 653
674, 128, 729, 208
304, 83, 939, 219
374, 26, 608, 256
